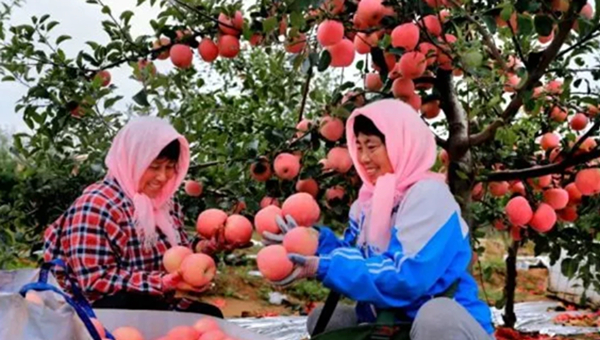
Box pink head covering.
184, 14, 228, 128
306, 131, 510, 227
346, 99, 445, 253
105, 116, 190, 248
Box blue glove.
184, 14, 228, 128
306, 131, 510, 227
272, 254, 320, 286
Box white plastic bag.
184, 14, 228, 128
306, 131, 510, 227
0, 260, 103, 340
0, 291, 94, 340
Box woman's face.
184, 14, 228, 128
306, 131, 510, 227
139, 158, 177, 198
355, 133, 393, 183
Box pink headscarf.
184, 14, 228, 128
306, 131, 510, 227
346, 99, 446, 253
105, 116, 190, 249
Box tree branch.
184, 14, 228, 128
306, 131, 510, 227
557, 24, 600, 58
507, 21, 527, 70
168, 0, 240, 33
482, 148, 600, 182
436, 69, 469, 157
565, 120, 600, 158
448, 0, 507, 72
469, 4, 584, 146
548, 67, 600, 74
298, 68, 313, 123
96, 0, 139, 54
418, 24, 501, 117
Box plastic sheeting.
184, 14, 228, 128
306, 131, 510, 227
227, 301, 600, 340
227, 316, 309, 340
491, 301, 600, 337
546, 249, 600, 308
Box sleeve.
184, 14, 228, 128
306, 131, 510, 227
315, 180, 469, 308
63, 194, 165, 297
316, 201, 361, 256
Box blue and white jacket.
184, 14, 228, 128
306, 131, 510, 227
315, 179, 494, 334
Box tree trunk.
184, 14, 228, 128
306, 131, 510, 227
435, 69, 473, 223
503, 240, 519, 328
435, 69, 475, 272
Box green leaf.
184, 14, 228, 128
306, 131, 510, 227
46, 21, 59, 32
102, 6, 111, 14
515, 0, 541, 12
56, 35, 72, 45
483, 266, 493, 281
242, 24, 253, 41
293, 53, 304, 70
356, 60, 364, 71
290, 12, 305, 29
456, 170, 469, 180
340, 81, 355, 91
132, 89, 150, 107
120, 10, 134, 24
561, 258, 579, 279
500, 5, 514, 22
380, 34, 391, 49
104, 96, 123, 109
463, 51, 483, 68
517, 14, 533, 36
262, 17, 277, 33
39, 14, 50, 24
494, 293, 507, 309
1, 76, 16, 82
288, 0, 323, 11
482, 15, 497, 34
317, 50, 331, 72
534, 15, 554, 36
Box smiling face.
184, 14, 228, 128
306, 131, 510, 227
139, 158, 177, 198
355, 132, 393, 184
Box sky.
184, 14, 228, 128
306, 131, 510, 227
0, 0, 598, 137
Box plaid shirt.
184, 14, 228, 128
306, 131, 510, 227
43, 176, 196, 306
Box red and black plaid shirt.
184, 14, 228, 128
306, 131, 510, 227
43, 176, 194, 304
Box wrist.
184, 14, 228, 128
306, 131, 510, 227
306, 257, 320, 277
161, 273, 180, 292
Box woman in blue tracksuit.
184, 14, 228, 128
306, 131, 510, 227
264, 99, 494, 339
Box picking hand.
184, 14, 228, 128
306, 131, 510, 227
272, 254, 319, 287
196, 228, 253, 255
176, 281, 212, 294
161, 272, 182, 292
262, 214, 299, 245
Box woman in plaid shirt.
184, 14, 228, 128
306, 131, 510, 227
43, 117, 225, 316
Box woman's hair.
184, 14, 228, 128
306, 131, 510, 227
353, 115, 386, 144
156, 139, 180, 161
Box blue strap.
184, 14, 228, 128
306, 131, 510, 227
37, 259, 95, 316
20, 260, 115, 340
